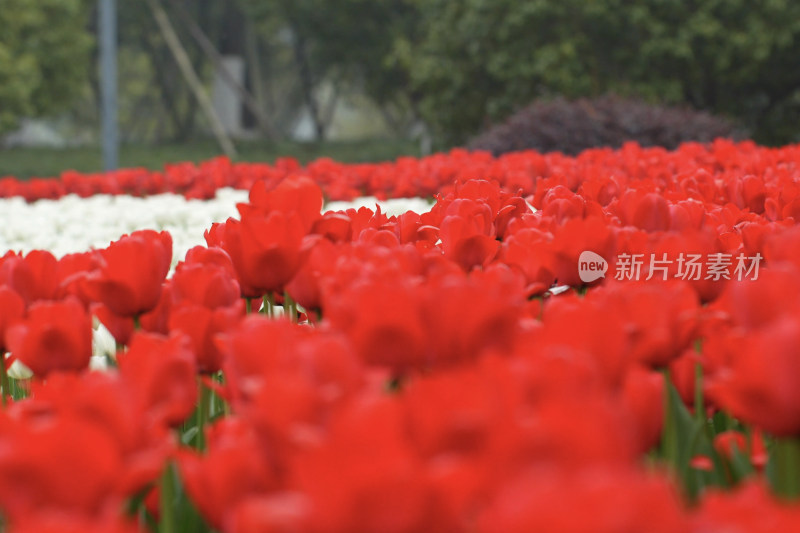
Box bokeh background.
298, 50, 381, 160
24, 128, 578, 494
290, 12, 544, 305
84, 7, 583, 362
2, 0, 800, 178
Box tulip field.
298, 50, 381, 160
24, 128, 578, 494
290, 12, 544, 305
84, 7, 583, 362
2, 139, 800, 531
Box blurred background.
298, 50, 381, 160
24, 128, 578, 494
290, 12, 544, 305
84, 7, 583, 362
2, 0, 800, 178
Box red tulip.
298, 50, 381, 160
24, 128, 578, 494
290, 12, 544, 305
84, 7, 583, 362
179, 419, 277, 529
691, 482, 800, 533
168, 302, 244, 373
290, 398, 435, 533
171, 252, 240, 309
0, 250, 59, 305
118, 332, 197, 428
5, 514, 139, 533
285, 236, 340, 312
325, 277, 427, 372
419, 267, 524, 367
594, 280, 700, 368
620, 366, 665, 453
343, 205, 391, 241
478, 467, 687, 533
501, 227, 556, 292
5, 297, 92, 377
227, 493, 313, 533
632, 192, 672, 231
311, 211, 354, 242
83, 230, 172, 317
550, 217, 616, 287
0, 411, 124, 520
707, 316, 800, 436
243, 176, 323, 233
55, 251, 102, 304
138, 281, 173, 335
21, 371, 173, 496
541, 185, 586, 223
206, 211, 305, 297
219, 317, 362, 417
438, 199, 499, 271
713, 430, 748, 465
0, 286, 25, 353
535, 292, 631, 387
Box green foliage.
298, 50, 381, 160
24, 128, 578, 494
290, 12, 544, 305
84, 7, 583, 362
407, 0, 800, 145
0, 0, 93, 135
238, 0, 419, 130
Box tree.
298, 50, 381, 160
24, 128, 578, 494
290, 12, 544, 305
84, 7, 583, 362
111, 0, 288, 142
406, 0, 800, 146
146, 0, 236, 156
628, 0, 800, 145
0, 0, 93, 135
237, 0, 419, 140
113, 0, 217, 142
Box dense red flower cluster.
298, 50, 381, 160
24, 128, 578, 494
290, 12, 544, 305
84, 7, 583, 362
2, 140, 800, 531
0, 138, 797, 205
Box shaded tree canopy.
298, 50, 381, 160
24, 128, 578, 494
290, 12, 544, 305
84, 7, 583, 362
405, 0, 800, 146
3, 0, 800, 148
0, 0, 93, 135
237, 0, 419, 139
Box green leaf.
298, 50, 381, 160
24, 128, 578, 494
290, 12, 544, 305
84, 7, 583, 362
181, 426, 199, 446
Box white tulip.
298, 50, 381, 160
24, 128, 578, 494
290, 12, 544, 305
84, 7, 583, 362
0, 189, 433, 270
6, 356, 33, 380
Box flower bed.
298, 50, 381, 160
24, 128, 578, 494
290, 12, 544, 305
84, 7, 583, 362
2, 140, 800, 531
0, 189, 432, 265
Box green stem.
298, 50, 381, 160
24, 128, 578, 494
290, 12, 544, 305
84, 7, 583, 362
217, 372, 231, 416
0, 356, 8, 407
133, 315, 141, 331
661, 368, 677, 466
159, 462, 176, 533
284, 292, 297, 324
195, 380, 210, 452
245, 298, 252, 314
694, 361, 705, 425
772, 436, 800, 499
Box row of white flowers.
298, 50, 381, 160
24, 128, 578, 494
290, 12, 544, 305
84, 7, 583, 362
0, 189, 434, 264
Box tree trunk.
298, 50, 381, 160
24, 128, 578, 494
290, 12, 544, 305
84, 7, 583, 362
244, 19, 272, 137
140, 30, 188, 141
291, 27, 325, 141
321, 82, 340, 135
145, 0, 237, 157
168, 0, 276, 139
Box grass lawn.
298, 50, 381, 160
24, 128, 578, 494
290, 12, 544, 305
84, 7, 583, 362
0, 138, 422, 180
